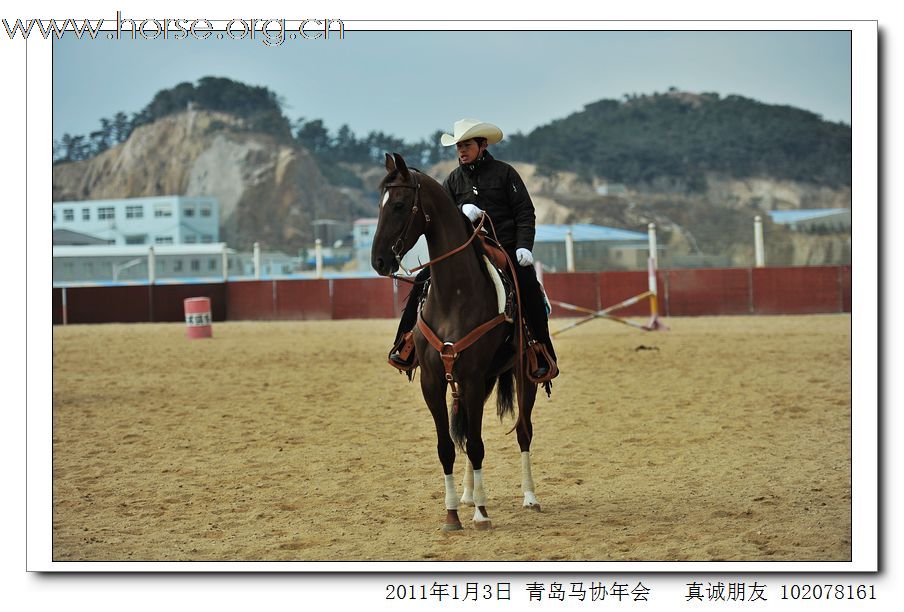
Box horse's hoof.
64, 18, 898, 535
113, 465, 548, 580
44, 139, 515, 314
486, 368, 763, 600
523, 492, 541, 511
473, 520, 493, 531
442, 523, 463, 532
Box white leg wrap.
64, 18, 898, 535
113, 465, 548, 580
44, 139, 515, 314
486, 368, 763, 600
460, 460, 474, 505
473, 506, 490, 522
472, 468, 488, 508
444, 474, 459, 510
521, 451, 540, 507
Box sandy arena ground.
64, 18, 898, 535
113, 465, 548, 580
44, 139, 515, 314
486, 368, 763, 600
52, 314, 851, 562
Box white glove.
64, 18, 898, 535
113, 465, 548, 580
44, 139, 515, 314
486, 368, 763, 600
516, 248, 534, 266
460, 203, 484, 222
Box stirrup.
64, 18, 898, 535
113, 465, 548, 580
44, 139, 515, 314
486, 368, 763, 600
388, 331, 417, 372
525, 340, 559, 384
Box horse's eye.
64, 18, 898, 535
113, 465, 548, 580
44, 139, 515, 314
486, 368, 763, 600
392, 201, 404, 211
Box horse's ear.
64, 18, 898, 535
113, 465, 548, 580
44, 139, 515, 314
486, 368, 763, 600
384, 153, 395, 173
392, 153, 411, 180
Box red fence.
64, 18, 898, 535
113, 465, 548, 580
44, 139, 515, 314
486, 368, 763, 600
53, 265, 852, 325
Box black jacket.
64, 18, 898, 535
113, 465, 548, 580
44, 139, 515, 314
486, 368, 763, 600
442, 151, 536, 251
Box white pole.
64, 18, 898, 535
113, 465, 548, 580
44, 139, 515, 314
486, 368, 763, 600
148, 246, 155, 284
315, 239, 323, 279
646, 223, 662, 328
565, 229, 575, 272
221, 244, 228, 281
253, 242, 261, 279
647, 223, 658, 265
754, 215, 765, 268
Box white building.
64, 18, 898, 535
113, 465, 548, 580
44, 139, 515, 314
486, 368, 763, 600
53, 243, 237, 284
52, 195, 220, 246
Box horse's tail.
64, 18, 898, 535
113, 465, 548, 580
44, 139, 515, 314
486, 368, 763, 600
496, 368, 515, 421
450, 406, 467, 450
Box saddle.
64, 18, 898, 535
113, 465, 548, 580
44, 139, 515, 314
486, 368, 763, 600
478, 233, 557, 384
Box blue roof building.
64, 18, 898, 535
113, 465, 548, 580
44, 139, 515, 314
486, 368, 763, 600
532, 224, 652, 272
766, 208, 851, 232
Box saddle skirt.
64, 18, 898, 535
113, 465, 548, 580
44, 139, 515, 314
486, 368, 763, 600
483, 256, 511, 321
477, 233, 550, 318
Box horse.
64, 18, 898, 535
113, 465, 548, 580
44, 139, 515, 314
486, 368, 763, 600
371, 152, 541, 532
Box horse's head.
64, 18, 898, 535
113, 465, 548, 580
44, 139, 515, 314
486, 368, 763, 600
371, 153, 427, 276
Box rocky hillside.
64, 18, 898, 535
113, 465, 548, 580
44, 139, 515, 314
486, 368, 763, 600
52, 110, 371, 252
53, 86, 852, 267
363, 160, 851, 267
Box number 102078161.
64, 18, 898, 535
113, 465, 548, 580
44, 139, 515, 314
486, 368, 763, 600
781, 584, 876, 600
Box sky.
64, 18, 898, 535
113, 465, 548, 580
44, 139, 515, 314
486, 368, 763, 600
52, 29, 851, 145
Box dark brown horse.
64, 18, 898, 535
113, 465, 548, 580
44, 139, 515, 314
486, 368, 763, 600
371, 153, 541, 531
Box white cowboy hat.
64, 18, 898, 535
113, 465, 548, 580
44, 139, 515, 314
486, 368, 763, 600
440, 118, 504, 147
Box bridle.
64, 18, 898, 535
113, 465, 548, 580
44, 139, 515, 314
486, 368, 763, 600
381, 171, 426, 276
381, 169, 487, 280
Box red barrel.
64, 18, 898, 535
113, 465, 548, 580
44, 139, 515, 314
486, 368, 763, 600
184, 297, 213, 339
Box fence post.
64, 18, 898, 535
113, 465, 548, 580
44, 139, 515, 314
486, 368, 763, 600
647, 223, 658, 265
148, 246, 156, 284
565, 229, 575, 272
315, 239, 323, 279
754, 215, 766, 268
253, 242, 261, 279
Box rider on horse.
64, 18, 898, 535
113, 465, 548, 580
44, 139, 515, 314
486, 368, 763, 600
389, 118, 559, 381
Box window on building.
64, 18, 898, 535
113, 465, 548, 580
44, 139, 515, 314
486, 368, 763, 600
190, 259, 200, 271
184, 235, 197, 244
155, 236, 173, 245
125, 235, 146, 245
82, 208, 90, 221
154, 205, 172, 218
126, 205, 144, 219
63, 209, 74, 222
200, 206, 212, 217
201, 234, 213, 243
174, 260, 183, 272
98, 207, 115, 220
83, 262, 94, 275
208, 259, 216, 271
184, 207, 195, 217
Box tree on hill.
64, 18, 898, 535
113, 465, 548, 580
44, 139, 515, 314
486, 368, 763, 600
52, 83, 851, 192
510, 91, 851, 189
